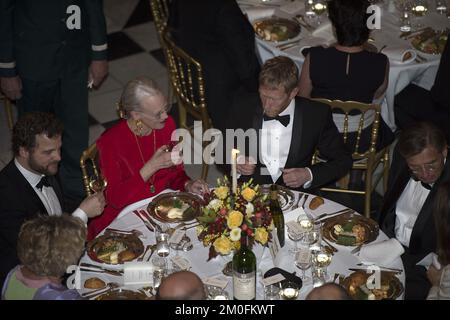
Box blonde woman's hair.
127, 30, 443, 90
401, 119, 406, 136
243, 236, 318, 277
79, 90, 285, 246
117, 76, 162, 119
17, 215, 86, 278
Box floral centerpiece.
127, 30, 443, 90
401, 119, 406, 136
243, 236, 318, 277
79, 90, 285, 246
196, 177, 273, 261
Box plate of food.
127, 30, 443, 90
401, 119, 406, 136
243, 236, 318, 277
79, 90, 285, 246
87, 233, 144, 264
410, 28, 448, 59
322, 212, 379, 246
342, 270, 404, 300
253, 17, 301, 42
147, 192, 204, 223
95, 288, 149, 300
260, 184, 295, 211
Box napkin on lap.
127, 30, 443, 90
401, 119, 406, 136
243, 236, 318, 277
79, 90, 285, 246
243, 7, 275, 21
381, 45, 416, 64
359, 238, 405, 266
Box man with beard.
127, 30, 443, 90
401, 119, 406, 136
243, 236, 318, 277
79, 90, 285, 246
0, 112, 105, 288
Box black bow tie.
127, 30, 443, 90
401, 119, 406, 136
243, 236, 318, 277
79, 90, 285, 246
421, 182, 432, 190
36, 176, 51, 190
263, 114, 290, 127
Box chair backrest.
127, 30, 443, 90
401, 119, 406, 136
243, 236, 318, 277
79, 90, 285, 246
312, 98, 381, 160
150, 0, 170, 36
162, 30, 211, 130
80, 143, 106, 196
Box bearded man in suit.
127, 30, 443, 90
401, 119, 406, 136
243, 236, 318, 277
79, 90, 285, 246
0, 112, 105, 288
228, 56, 352, 190
379, 122, 450, 300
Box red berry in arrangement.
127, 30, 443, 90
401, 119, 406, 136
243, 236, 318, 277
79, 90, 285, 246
255, 212, 262, 219
241, 224, 248, 231
246, 229, 253, 236
219, 208, 227, 216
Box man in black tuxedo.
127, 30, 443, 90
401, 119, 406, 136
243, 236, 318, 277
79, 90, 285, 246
0, 112, 105, 288
228, 56, 352, 190
379, 122, 450, 299
394, 38, 450, 141
168, 0, 260, 133
0, 0, 108, 208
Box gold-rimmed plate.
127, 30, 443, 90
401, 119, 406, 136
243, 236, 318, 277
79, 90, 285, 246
87, 233, 144, 265
342, 270, 404, 300
95, 288, 149, 300
260, 184, 295, 211
253, 17, 301, 42
147, 192, 204, 223
322, 212, 379, 246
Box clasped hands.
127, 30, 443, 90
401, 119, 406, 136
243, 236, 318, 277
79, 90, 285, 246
236, 156, 312, 188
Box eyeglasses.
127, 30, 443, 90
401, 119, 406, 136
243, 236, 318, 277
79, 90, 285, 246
140, 104, 172, 120
408, 159, 441, 175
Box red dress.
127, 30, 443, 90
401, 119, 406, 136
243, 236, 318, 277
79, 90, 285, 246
87, 117, 190, 239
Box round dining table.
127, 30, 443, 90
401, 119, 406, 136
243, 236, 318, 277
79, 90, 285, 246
78, 188, 405, 300
238, 0, 449, 130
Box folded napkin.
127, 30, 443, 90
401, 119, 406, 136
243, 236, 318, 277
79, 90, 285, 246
381, 45, 416, 64
242, 7, 275, 21
359, 238, 405, 266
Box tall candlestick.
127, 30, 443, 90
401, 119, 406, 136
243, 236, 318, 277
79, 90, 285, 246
231, 149, 240, 194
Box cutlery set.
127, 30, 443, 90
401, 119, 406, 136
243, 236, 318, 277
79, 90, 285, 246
79, 263, 123, 277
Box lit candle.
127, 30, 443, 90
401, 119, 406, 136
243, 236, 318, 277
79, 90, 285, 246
314, 3, 324, 10
414, 5, 426, 12
231, 149, 240, 194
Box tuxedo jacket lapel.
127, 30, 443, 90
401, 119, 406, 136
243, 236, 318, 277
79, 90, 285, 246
285, 99, 303, 168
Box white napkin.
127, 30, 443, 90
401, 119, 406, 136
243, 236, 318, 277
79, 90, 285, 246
359, 238, 405, 266
243, 7, 275, 22
280, 1, 303, 14
381, 45, 416, 64
311, 20, 334, 41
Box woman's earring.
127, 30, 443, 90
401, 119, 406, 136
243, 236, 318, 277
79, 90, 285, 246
135, 119, 144, 136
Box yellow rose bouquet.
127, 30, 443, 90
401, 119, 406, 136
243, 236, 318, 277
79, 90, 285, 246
196, 177, 273, 260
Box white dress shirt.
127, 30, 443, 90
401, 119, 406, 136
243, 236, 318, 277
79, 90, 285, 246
394, 178, 431, 248
14, 159, 87, 224
260, 100, 313, 186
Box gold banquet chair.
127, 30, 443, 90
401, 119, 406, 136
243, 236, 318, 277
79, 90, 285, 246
1, 93, 14, 130
80, 143, 107, 196
162, 31, 213, 180
312, 99, 390, 218
149, 0, 170, 38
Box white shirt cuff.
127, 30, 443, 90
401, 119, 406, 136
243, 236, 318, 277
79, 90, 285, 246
72, 208, 88, 225
303, 167, 313, 189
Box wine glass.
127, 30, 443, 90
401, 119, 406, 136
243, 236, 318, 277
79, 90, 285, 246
311, 0, 328, 24
279, 281, 300, 300
295, 247, 312, 283
152, 223, 171, 269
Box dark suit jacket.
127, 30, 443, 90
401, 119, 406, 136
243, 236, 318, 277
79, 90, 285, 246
379, 147, 450, 299
0, 0, 107, 79
168, 0, 260, 132
0, 160, 64, 287
228, 94, 353, 190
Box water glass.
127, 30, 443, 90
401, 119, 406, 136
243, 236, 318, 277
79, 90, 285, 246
264, 284, 281, 300
295, 248, 312, 283
279, 281, 300, 300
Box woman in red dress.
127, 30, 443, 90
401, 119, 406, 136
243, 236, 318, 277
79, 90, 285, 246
87, 77, 208, 239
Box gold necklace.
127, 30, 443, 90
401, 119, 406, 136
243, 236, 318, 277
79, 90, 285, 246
133, 129, 156, 193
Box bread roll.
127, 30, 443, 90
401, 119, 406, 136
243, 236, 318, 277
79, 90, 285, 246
84, 277, 106, 289
309, 196, 324, 210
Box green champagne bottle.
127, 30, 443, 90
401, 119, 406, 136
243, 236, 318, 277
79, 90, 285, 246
232, 234, 256, 300
270, 184, 285, 247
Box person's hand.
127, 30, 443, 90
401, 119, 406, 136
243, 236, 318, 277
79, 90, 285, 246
88, 60, 108, 87
140, 145, 178, 181
0, 76, 22, 100
236, 156, 256, 176
282, 168, 311, 188
79, 192, 106, 218
427, 265, 442, 287
185, 179, 209, 195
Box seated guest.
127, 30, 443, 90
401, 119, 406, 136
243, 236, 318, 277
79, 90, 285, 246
155, 271, 206, 300
395, 38, 450, 142
379, 122, 450, 299
0, 112, 105, 289
88, 77, 208, 239
298, 0, 394, 153
2, 215, 86, 300
427, 181, 450, 300
168, 0, 260, 133
229, 56, 352, 189
305, 283, 352, 300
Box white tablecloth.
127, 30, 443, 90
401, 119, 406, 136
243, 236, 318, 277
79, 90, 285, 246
79, 189, 405, 300
238, 0, 448, 130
